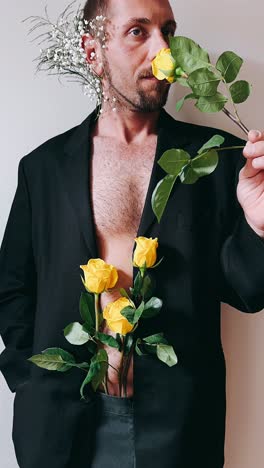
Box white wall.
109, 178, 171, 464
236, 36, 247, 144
0, 1, 263, 467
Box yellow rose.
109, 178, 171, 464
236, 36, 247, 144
133, 236, 159, 268
103, 297, 134, 335
151, 48, 176, 84
80, 258, 118, 294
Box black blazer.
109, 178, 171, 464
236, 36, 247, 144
1, 106, 264, 468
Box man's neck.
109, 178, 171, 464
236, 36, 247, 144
91, 107, 161, 145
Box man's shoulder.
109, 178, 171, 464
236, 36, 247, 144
19, 114, 90, 171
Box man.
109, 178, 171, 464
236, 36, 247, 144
1, 0, 264, 467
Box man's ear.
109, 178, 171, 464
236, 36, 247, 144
82, 33, 104, 76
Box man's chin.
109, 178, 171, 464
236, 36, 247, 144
136, 90, 169, 112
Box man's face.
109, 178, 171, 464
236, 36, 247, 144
101, 0, 177, 112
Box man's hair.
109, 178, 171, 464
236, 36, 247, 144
83, 0, 109, 22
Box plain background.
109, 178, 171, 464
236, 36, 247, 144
1, 1, 264, 467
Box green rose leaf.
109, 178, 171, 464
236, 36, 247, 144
120, 301, 145, 325
95, 331, 120, 349
77, 362, 90, 369
156, 344, 178, 367
133, 271, 144, 297
169, 36, 210, 74
91, 349, 108, 392
197, 135, 225, 154
143, 332, 168, 345
141, 297, 163, 319
63, 322, 90, 345
134, 300, 145, 323
135, 338, 148, 356
140, 274, 154, 300
179, 163, 200, 184
86, 340, 97, 354
123, 333, 134, 356
80, 349, 108, 398
195, 92, 228, 113
79, 291, 95, 329
216, 51, 243, 83
151, 174, 178, 223
175, 93, 196, 112
187, 68, 221, 97
143, 343, 158, 354
80, 362, 98, 399
229, 80, 251, 103
191, 149, 219, 177
174, 76, 190, 88
28, 347, 76, 372
158, 149, 191, 175
119, 305, 137, 324
119, 288, 130, 299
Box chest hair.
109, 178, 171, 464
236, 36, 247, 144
90, 136, 158, 238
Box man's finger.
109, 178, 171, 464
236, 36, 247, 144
243, 140, 264, 158
248, 129, 263, 143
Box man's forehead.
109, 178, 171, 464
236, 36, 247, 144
107, 0, 175, 26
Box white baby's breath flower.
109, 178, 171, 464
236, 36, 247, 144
23, 2, 110, 117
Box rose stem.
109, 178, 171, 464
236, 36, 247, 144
222, 107, 249, 135
118, 336, 125, 397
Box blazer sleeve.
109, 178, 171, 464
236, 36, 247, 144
0, 157, 37, 393
219, 148, 264, 313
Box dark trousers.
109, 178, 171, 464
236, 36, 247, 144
91, 391, 135, 468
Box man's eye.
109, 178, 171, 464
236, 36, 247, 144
130, 28, 144, 37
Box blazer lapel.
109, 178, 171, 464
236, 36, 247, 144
60, 106, 189, 259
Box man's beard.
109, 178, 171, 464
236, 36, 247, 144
101, 55, 170, 112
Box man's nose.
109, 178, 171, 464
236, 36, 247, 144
148, 32, 170, 62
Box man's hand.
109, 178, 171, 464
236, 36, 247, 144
237, 130, 264, 238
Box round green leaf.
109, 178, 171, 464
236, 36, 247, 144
156, 344, 178, 367
216, 51, 243, 83
63, 322, 90, 345
169, 36, 210, 74
229, 80, 251, 104
143, 332, 167, 345
179, 164, 200, 184
141, 297, 163, 319
195, 92, 228, 113
158, 149, 190, 175
191, 149, 219, 177
187, 68, 221, 97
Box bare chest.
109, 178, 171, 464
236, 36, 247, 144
90, 137, 157, 240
